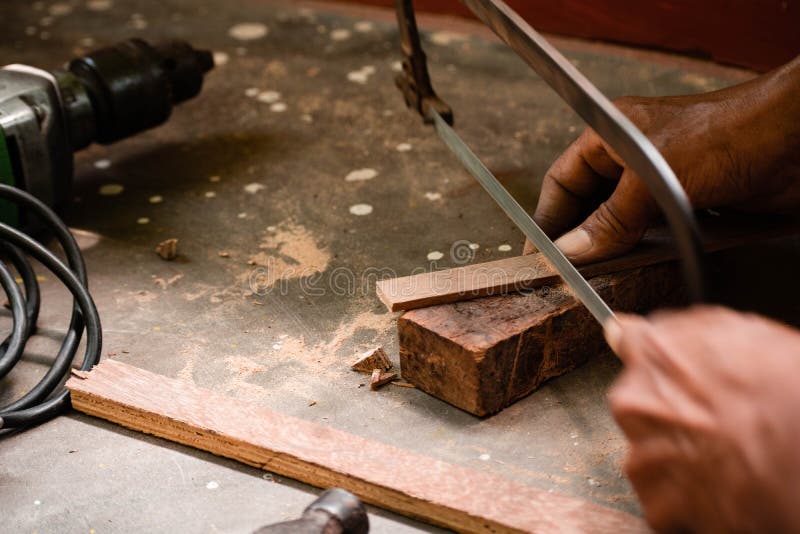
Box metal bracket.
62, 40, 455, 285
393, 0, 453, 125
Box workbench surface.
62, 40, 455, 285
0, 1, 760, 531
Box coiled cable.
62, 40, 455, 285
0, 184, 101, 431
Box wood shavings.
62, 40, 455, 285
370, 369, 398, 390
154, 238, 178, 261
351, 347, 392, 373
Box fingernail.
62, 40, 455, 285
604, 317, 622, 353
554, 229, 592, 258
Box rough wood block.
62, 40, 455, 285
399, 263, 683, 416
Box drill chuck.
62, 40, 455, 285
64, 39, 213, 146
0, 38, 213, 216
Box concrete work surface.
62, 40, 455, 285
2, 0, 796, 532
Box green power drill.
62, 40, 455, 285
0, 38, 214, 226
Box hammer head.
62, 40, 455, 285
253, 488, 369, 534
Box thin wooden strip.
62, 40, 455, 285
377, 215, 800, 312
66, 360, 647, 534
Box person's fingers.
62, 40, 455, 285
525, 129, 623, 255
533, 130, 623, 234
553, 169, 655, 263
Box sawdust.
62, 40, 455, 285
177, 344, 204, 382
247, 221, 331, 284
220, 310, 393, 400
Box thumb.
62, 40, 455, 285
553, 172, 654, 263
603, 313, 652, 365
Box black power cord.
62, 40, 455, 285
0, 184, 101, 431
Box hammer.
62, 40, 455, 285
253, 488, 369, 533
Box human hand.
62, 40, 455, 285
605, 306, 800, 532
526, 56, 800, 263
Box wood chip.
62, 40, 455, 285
351, 347, 392, 373
390, 380, 416, 389
370, 369, 397, 390
218, 251, 230, 258
154, 238, 178, 261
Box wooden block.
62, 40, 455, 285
378, 214, 799, 312
351, 347, 392, 373
66, 360, 647, 533
399, 263, 683, 416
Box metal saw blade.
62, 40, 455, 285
429, 108, 615, 326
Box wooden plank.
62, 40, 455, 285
399, 263, 682, 416
378, 214, 799, 312
66, 360, 648, 533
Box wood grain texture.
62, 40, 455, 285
378, 215, 800, 312
399, 264, 683, 416
66, 360, 647, 533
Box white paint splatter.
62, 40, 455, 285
206, 481, 219, 490
228, 22, 268, 41
94, 159, 111, 169
346, 65, 376, 85
345, 168, 377, 182
98, 184, 123, 196
498, 244, 512, 252
354, 21, 374, 33
212, 51, 229, 66
256, 90, 281, 103
266, 225, 277, 232
49, 3, 72, 16
204, 191, 216, 198
272, 344, 282, 350
424, 192, 442, 201
148, 195, 163, 204
349, 204, 373, 216
244, 87, 259, 98
430, 31, 467, 46
270, 102, 287, 113
427, 251, 444, 261
137, 217, 150, 225
347, 70, 369, 84
479, 453, 491, 461
468, 243, 480, 250
244, 183, 265, 194
209, 175, 221, 183
86, 0, 112, 11
237, 212, 247, 219
330, 28, 351, 41
396, 142, 412, 152
34, 500, 41, 506
130, 14, 147, 30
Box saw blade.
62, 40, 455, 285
430, 109, 615, 325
